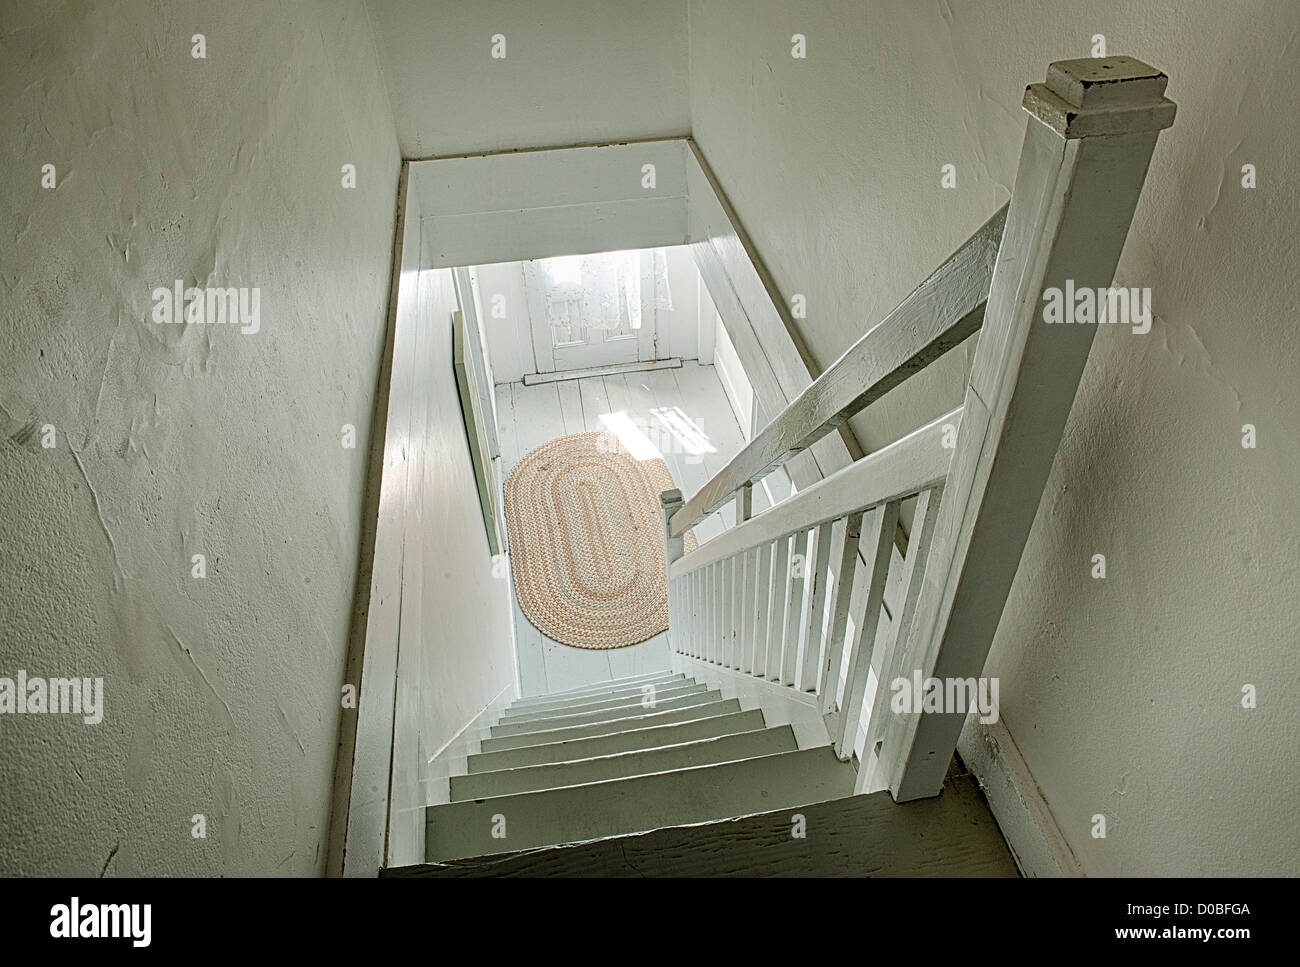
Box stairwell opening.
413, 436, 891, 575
333, 137, 835, 873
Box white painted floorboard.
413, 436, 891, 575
493, 360, 792, 696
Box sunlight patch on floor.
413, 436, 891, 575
650, 405, 717, 458
597, 411, 662, 460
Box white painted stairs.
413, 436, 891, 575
422, 670, 858, 863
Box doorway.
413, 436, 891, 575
471, 244, 703, 385
525, 249, 669, 373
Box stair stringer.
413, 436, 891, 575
419, 682, 516, 810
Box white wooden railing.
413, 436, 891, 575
661, 57, 1177, 802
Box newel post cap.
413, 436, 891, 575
1023, 56, 1176, 137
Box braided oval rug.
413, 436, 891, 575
504, 431, 697, 649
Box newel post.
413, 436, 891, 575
876, 57, 1177, 802
660, 489, 685, 652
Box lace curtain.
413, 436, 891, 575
536, 249, 673, 334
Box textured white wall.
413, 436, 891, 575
365, 0, 691, 157
688, 0, 1300, 874
0, 1, 400, 875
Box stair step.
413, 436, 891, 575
451, 726, 798, 800
468, 708, 769, 772
490, 690, 723, 737
394, 776, 1018, 878
425, 746, 856, 862
511, 672, 684, 709
498, 681, 708, 725
479, 699, 744, 753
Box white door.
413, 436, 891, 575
525, 250, 663, 373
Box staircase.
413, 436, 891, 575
420, 670, 855, 863
376, 56, 1176, 877
393, 668, 1016, 876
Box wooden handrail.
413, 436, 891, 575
669, 205, 1007, 538
670, 407, 959, 578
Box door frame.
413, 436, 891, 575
523, 250, 662, 375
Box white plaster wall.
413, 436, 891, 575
688, 0, 1300, 875
0, 1, 400, 875
365, 0, 690, 157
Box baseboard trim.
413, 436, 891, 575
520, 357, 682, 385
957, 716, 1084, 877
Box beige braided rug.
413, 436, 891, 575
504, 431, 696, 649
